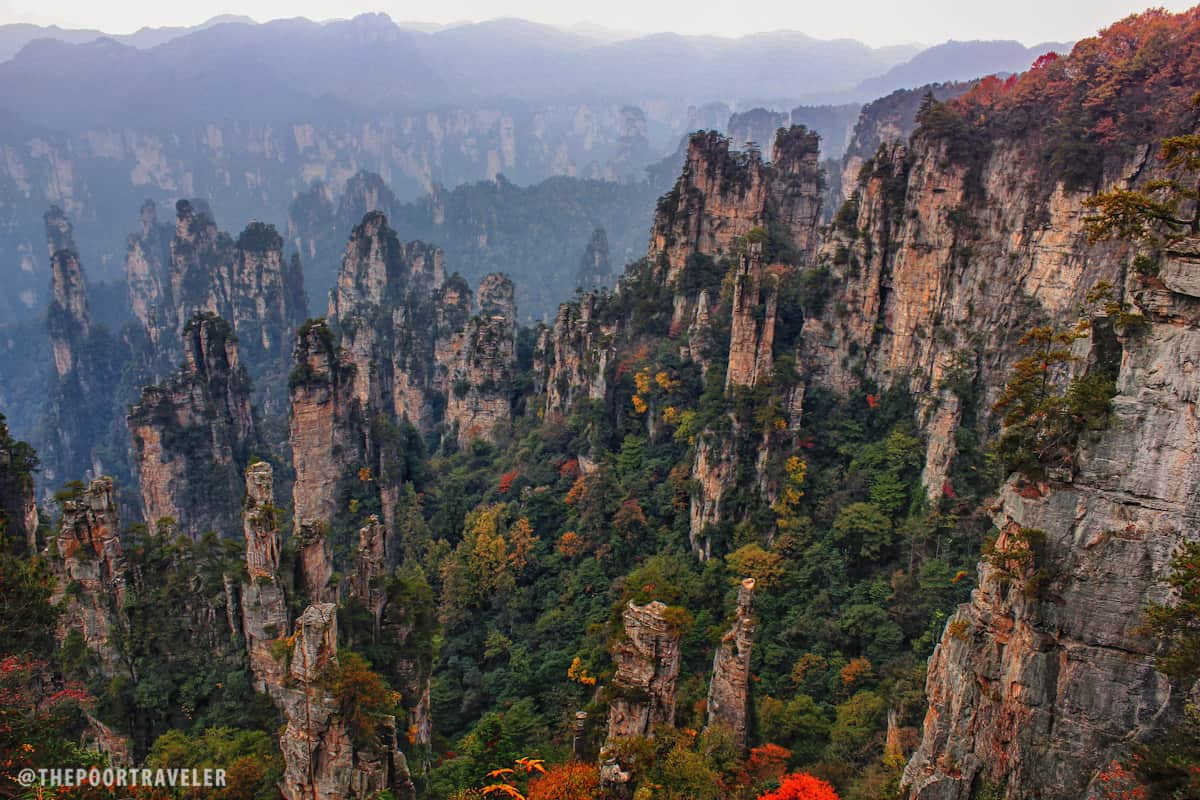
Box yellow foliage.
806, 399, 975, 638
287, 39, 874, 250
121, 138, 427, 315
726, 543, 785, 590
662, 405, 680, 425
632, 395, 648, 414
634, 370, 653, 396
567, 656, 598, 686
655, 371, 679, 392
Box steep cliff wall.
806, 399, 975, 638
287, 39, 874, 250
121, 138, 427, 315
128, 313, 257, 538
48, 477, 127, 677
444, 273, 517, 446
275, 603, 415, 800
605, 601, 683, 742
240, 461, 289, 695
706, 578, 757, 747
38, 207, 131, 497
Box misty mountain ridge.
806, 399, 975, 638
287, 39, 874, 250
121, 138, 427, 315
0, 12, 1067, 128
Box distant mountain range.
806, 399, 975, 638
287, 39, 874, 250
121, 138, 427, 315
0, 13, 1071, 129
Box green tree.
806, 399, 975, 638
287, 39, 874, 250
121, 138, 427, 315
1085, 134, 1200, 248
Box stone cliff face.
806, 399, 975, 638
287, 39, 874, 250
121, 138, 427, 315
444, 273, 517, 446
240, 461, 289, 695
235, 468, 417, 800
45, 206, 90, 379
276, 603, 414, 800
288, 318, 360, 605
128, 313, 257, 538
605, 601, 683, 742
725, 244, 779, 390
577, 227, 613, 292
706, 578, 757, 747
48, 477, 127, 677
649, 127, 822, 286
902, 274, 1200, 798
651, 130, 822, 555
127, 199, 306, 382
537, 294, 614, 418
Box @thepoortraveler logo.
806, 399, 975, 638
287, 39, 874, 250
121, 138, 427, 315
16, 767, 227, 788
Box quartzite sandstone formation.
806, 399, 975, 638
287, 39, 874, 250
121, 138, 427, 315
606, 601, 683, 743
444, 273, 517, 446
240, 461, 289, 695
277, 603, 414, 800
128, 313, 257, 538
126, 199, 306, 384
706, 578, 757, 747
48, 477, 127, 677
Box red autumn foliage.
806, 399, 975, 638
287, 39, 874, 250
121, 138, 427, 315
558, 458, 580, 478
1094, 760, 1148, 800
921, 7, 1200, 184
526, 762, 601, 800
865, 394, 879, 409
757, 772, 840, 800
497, 469, 520, 494
739, 744, 791, 785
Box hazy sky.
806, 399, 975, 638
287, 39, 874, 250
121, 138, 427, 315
1, 0, 1195, 47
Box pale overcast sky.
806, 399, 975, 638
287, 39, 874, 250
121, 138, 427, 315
1, 0, 1195, 47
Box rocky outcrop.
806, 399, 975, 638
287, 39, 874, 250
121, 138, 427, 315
605, 601, 683, 743
838, 82, 973, 204
537, 294, 615, 418
349, 515, 389, 632
648, 127, 822, 286
127, 313, 257, 538
128, 199, 306, 380
0, 415, 39, 554
444, 274, 517, 446
725, 244, 779, 390
277, 603, 413, 800
289, 319, 365, 532
689, 436, 736, 560
903, 289, 1200, 799
576, 227, 613, 292
38, 206, 131, 500
45, 206, 90, 379
240, 461, 289, 695
48, 477, 127, 677
706, 578, 757, 747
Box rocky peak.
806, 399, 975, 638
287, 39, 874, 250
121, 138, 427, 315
289, 318, 364, 533
576, 227, 613, 292
44, 204, 75, 256
329, 211, 443, 319
130, 198, 305, 384
706, 578, 757, 747
338, 170, 400, 228
648, 127, 823, 287
538, 294, 614, 418
127, 313, 257, 538
49, 477, 127, 676
445, 273, 517, 446
605, 601, 683, 742
277, 601, 412, 800
240, 461, 289, 695
45, 206, 91, 379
